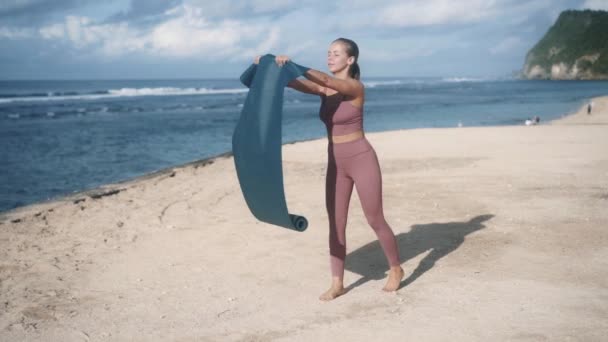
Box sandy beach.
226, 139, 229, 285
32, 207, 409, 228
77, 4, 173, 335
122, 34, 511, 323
1, 96, 607, 341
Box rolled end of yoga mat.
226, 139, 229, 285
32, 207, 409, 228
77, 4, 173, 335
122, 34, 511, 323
233, 55, 311, 232
289, 214, 308, 232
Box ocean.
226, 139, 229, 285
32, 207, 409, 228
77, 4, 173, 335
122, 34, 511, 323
1, 77, 607, 213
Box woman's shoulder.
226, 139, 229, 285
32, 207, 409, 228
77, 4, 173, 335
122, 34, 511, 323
351, 78, 364, 88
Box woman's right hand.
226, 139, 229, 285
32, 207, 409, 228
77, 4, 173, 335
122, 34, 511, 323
275, 55, 290, 67
254, 55, 261, 65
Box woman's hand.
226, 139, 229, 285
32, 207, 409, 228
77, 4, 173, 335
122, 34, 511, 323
275, 55, 290, 67
254, 55, 261, 65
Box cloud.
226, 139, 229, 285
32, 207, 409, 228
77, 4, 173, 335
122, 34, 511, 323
150, 6, 269, 58
377, 0, 497, 27
37, 4, 282, 60
38, 23, 64, 39
33, 1, 526, 65
39, 16, 139, 52
0, 0, 72, 15
0, 27, 35, 39
183, 0, 305, 17
489, 36, 523, 54
148, 4, 284, 59
0, 0, 586, 78
104, 0, 181, 26
365, 48, 436, 62
0, 0, 98, 25
581, 0, 608, 10
330, 0, 557, 31
249, 0, 299, 13
362, 36, 439, 62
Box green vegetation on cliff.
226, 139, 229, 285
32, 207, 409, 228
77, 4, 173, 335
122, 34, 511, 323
523, 9, 608, 80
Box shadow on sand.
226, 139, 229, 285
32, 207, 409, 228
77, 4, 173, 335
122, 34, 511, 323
344, 214, 494, 292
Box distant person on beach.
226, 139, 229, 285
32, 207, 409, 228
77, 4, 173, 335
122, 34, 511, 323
254, 38, 404, 301
588, 101, 593, 115
525, 116, 540, 126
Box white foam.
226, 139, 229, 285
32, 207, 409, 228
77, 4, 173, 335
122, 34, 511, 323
442, 77, 483, 83
363, 80, 402, 88
0, 87, 249, 104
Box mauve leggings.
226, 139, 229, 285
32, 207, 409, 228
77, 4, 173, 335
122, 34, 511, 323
325, 137, 401, 280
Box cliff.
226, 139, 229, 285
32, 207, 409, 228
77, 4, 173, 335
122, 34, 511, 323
522, 9, 608, 80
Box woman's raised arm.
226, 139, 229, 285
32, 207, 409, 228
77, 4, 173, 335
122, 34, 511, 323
274, 55, 362, 98
287, 79, 325, 96
303, 69, 363, 98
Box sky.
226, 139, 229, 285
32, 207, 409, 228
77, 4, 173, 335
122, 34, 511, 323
0, 0, 606, 79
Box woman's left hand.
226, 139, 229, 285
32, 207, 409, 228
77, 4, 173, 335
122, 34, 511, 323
275, 55, 290, 67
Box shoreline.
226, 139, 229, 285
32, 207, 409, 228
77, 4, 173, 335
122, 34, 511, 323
0, 95, 604, 220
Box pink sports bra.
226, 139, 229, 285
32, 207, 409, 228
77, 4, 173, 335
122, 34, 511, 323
319, 94, 363, 135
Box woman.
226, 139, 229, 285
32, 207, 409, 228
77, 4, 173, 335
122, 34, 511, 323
255, 38, 404, 301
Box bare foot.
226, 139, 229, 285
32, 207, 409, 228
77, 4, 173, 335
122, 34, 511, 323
382, 266, 405, 292
319, 285, 346, 301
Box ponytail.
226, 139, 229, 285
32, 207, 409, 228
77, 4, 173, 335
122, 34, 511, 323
350, 61, 361, 80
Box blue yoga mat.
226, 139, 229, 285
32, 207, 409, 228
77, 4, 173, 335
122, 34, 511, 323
232, 54, 311, 232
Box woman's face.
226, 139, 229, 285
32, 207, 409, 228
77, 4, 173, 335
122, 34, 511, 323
327, 42, 353, 74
